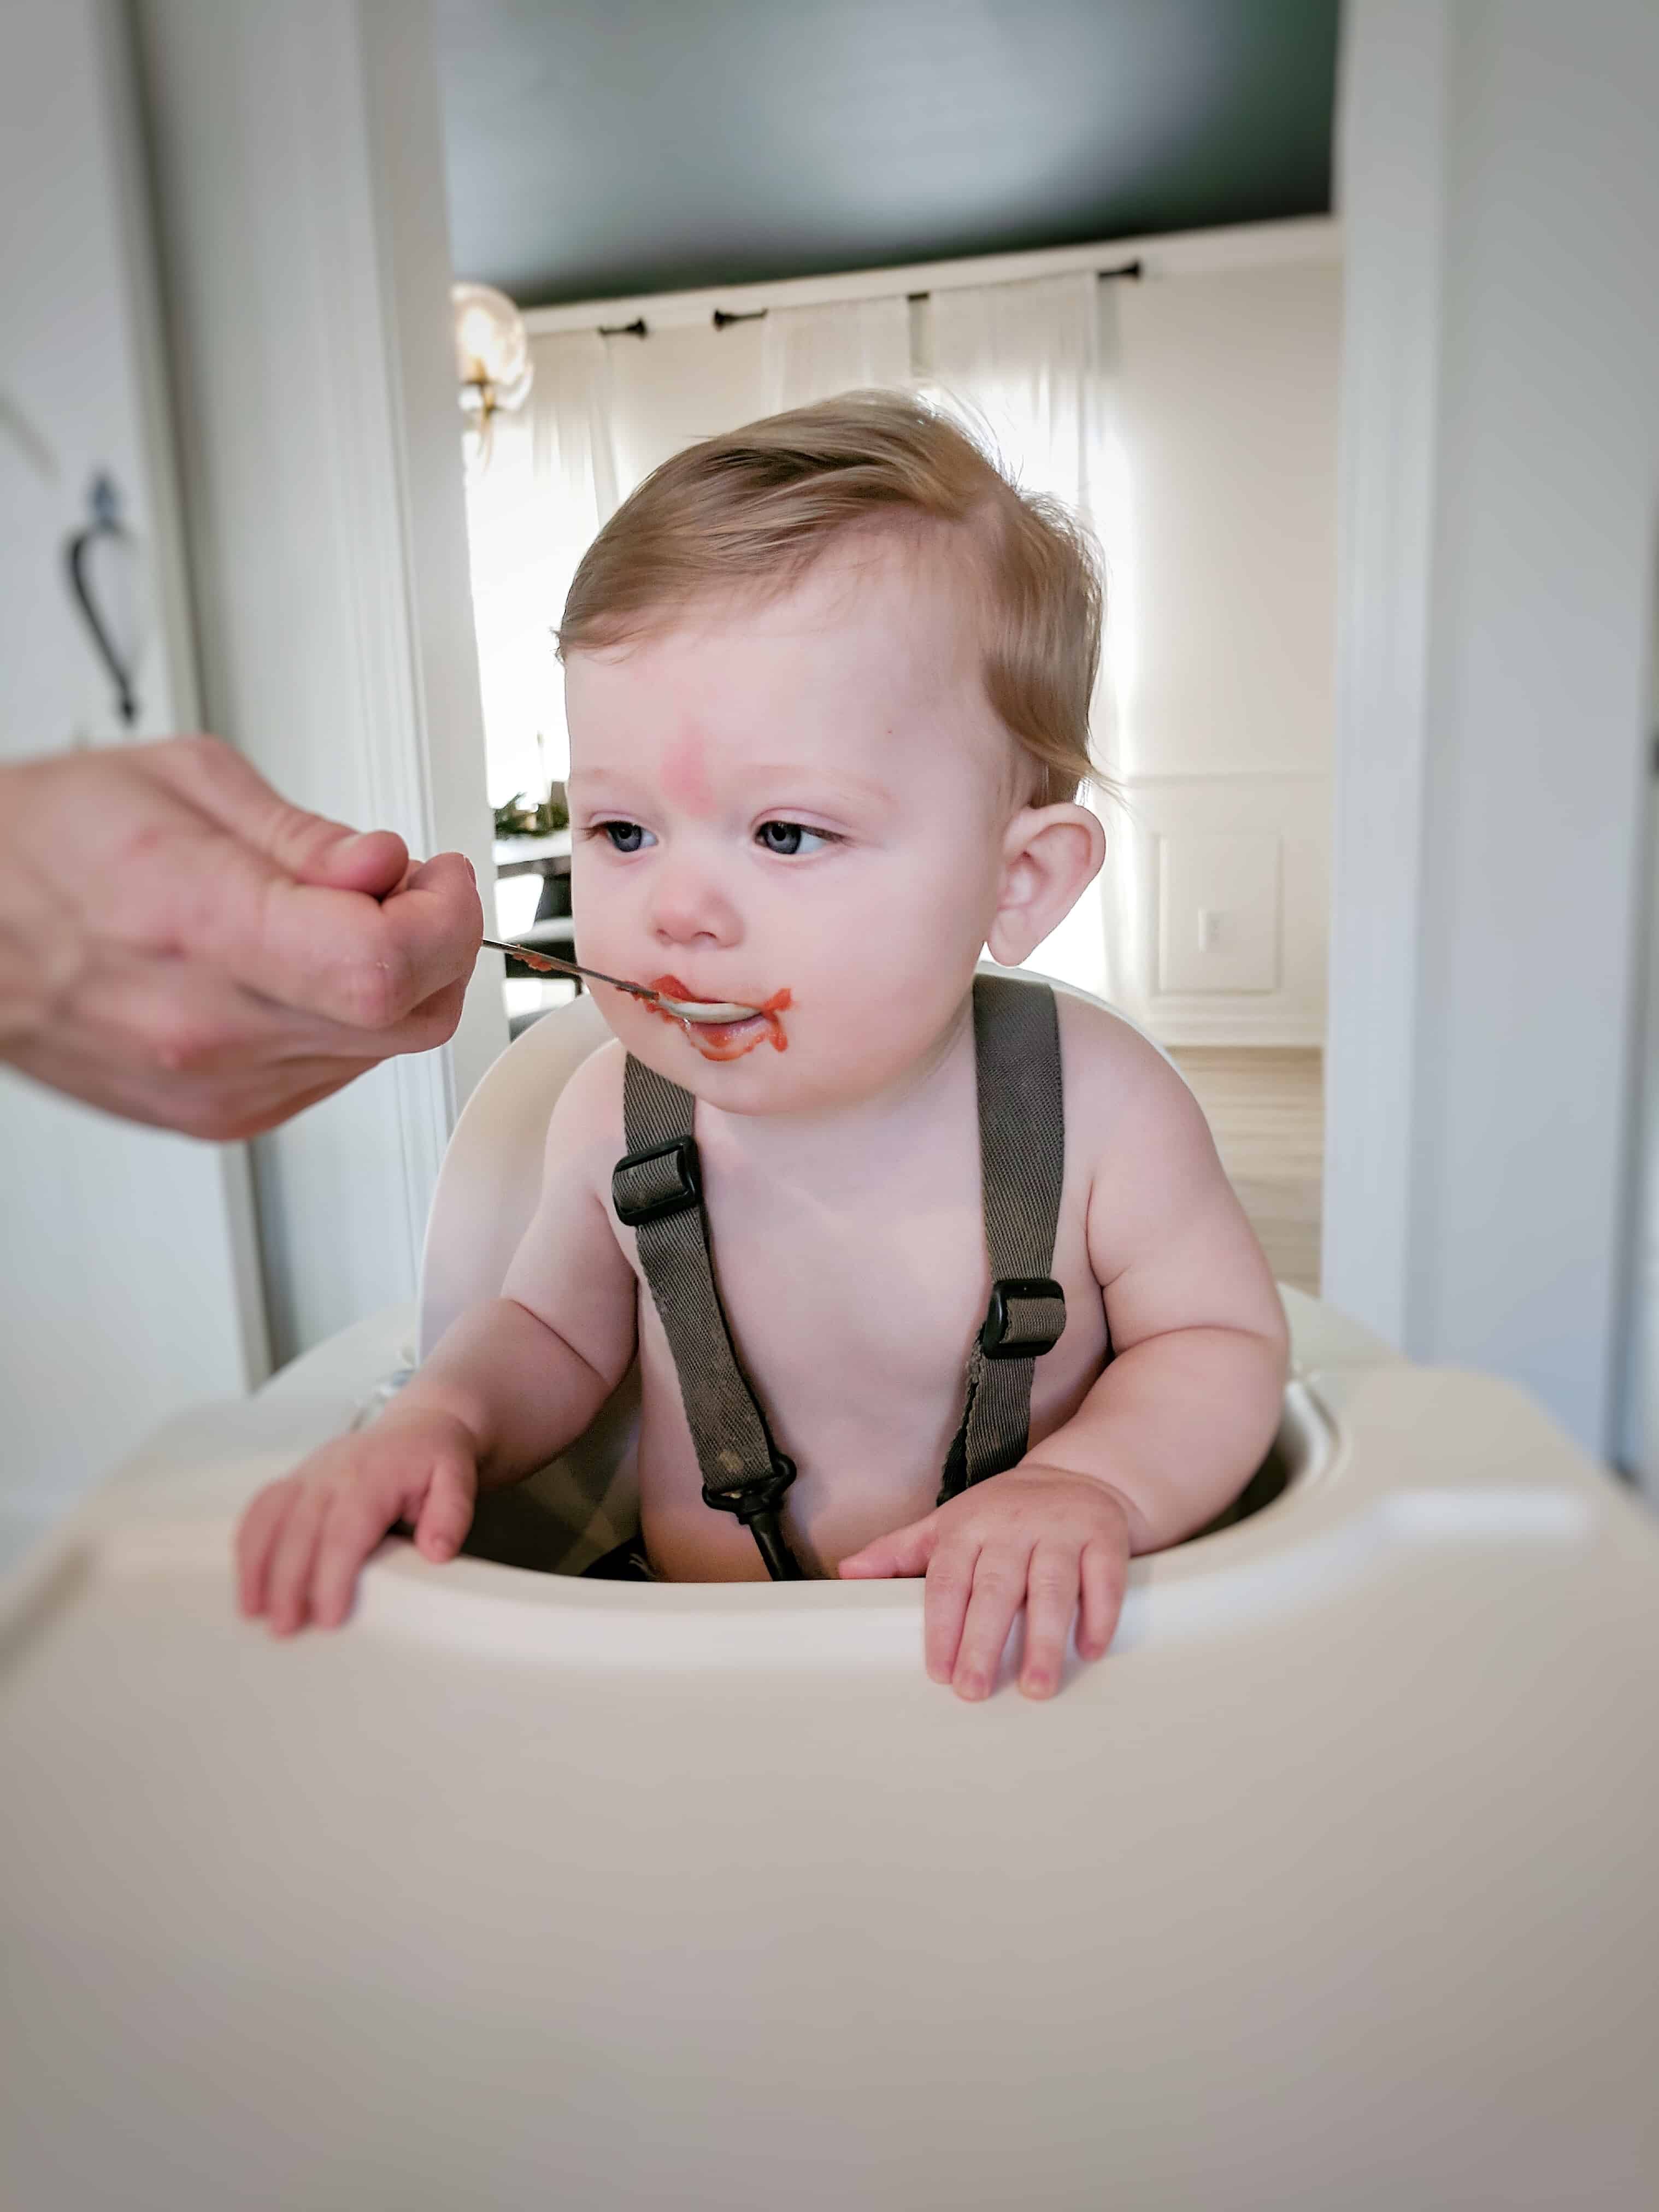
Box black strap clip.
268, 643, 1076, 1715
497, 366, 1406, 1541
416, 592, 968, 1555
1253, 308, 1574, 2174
612, 1135, 701, 1227
702, 1452, 798, 1527
979, 1276, 1067, 1361
702, 1454, 803, 1581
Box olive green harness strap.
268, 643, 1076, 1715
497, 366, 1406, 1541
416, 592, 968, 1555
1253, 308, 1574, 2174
936, 974, 1069, 1504
611, 1054, 804, 1580
611, 975, 1068, 1580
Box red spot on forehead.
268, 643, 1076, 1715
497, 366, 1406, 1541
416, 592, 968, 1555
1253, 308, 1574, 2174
660, 727, 715, 815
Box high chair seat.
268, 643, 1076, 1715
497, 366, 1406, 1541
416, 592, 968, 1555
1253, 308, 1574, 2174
5, 987, 1659, 2210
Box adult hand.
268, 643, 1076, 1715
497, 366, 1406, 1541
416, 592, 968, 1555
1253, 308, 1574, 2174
839, 1464, 1132, 1702
0, 735, 483, 1139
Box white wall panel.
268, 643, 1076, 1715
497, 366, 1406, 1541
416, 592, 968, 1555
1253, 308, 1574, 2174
1109, 773, 1327, 1047
1102, 254, 1340, 1044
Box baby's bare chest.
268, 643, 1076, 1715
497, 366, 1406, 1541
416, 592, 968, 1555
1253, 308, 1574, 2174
705, 1143, 992, 1399
621, 1107, 1109, 1463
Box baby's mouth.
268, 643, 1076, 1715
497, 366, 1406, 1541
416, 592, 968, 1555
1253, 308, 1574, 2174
648, 975, 792, 1061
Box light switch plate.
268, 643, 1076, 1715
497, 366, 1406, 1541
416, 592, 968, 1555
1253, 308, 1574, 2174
1157, 832, 1281, 992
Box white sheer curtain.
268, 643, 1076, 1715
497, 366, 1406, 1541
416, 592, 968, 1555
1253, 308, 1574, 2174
760, 295, 911, 412
926, 272, 1125, 999
464, 329, 619, 802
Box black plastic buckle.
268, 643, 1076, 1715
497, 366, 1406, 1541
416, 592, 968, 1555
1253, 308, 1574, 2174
612, 1136, 701, 1228
979, 1276, 1067, 1360
702, 1453, 797, 1525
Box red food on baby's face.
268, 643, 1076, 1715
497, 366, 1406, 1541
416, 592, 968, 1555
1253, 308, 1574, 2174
646, 976, 792, 1062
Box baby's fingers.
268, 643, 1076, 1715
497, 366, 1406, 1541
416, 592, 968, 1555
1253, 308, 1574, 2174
1019, 1541, 1080, 1700
236, 1477, 298, 1618
264, 1480, 332, 1637
310, 1482, 407, 1629
1078, 1536, 1128, 1661
838, 1514, 937, 1581
413, 1456, 475, 1563
922, 1540, 979, 1686
951, 1545, 1031, 1702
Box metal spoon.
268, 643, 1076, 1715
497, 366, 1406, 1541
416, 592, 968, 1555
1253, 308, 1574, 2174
480, 938, 764, 1024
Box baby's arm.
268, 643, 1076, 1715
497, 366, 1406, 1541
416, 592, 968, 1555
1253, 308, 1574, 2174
237, 1048, 636, 1633
842, 1023, 1287, 1699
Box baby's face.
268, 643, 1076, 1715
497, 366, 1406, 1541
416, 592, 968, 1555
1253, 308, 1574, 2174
564, 533, 1022, 1115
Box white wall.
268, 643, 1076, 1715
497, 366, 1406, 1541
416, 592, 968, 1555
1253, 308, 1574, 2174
0, 0, 264, 1560
1104, 256, 1341, 1046
1326, 0, 1659, 1454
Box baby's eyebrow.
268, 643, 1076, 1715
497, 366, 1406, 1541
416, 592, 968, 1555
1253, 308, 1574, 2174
571, 763, 896, 814
742, 763, 896, 811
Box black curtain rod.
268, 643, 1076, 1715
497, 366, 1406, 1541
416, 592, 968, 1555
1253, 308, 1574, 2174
599, 260, 1145, 340
906, 257, 1143, 303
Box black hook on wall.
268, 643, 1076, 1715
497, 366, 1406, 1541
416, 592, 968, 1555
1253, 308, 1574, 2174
64, 473, 140, 729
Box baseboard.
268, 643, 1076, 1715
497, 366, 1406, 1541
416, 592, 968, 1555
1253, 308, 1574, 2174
1152, 1020, 1327, 1051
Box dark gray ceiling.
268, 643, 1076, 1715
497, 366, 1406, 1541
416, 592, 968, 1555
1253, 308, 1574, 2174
434, 1, 1339, 309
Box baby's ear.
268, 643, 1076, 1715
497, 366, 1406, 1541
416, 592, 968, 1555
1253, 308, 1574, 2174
986, 804, 1106, 967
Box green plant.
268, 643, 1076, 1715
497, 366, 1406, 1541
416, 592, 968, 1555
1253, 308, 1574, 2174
493, 786, 569, 839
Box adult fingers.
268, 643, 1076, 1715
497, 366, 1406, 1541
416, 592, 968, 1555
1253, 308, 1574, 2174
254, 848, 482, 1029
236, 1478, 298, 1618
143, 735, 409, 896
263, 1481, 332, 1636
921, 1539, 979, 1686
951, 1545, 1031, 1702
1078, 1538, 1128, 1661
838, 1514, 937, 1581
413, 1456, 475, 1562
114, 822, 479, 1032
36, 943, 458, 1137
1018, 1542, 1080, 1700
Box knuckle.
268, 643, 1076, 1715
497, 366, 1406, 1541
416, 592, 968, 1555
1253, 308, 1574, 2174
973, 1561, 1022, 1601
143, 1001, 221, 1076
342, 948, 414, 1032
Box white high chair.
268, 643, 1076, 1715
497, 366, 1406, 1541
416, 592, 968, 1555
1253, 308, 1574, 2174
5, 987, 1659, 2211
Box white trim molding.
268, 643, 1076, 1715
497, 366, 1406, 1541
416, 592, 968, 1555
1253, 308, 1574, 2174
1321, 0, 1450, 1346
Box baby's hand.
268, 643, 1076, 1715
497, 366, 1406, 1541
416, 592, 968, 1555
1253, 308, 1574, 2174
838, 1466, 1132, 1702
235, 1407, 479, 1635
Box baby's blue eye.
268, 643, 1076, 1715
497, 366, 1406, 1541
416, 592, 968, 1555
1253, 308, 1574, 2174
600, 820, 653, 854
756, 820, 833, 857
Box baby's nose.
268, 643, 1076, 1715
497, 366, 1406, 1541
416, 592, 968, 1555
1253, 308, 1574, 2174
647, 862, 742, 949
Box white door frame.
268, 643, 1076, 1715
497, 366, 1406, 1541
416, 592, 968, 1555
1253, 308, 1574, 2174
135, 0, 507, 1361
1320, 0, 1449, 1352
1324, 0, 1659, 1456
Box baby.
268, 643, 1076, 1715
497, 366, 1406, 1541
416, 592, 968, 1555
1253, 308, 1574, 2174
237, 394, 1287, 1700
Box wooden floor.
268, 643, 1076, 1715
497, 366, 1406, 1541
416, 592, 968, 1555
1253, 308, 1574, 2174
1170, 1049, 1325, 1295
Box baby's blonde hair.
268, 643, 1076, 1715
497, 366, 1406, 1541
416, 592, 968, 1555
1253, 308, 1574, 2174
557, 391, 1102, 806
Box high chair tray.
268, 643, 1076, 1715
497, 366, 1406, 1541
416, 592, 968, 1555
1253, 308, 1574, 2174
4, 1296, 1659, 2210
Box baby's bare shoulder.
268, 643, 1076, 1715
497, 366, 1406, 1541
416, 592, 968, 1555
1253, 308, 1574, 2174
1055, 991, 1207, 1150
539, 1034, 630, 1192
